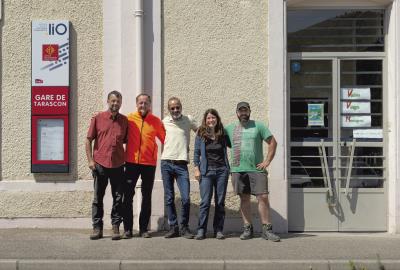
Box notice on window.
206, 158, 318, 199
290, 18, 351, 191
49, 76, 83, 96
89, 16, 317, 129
341, 88, 371, 100
308, 103, 324, 126
37, 119, 64, 160
342, 115, 371, 128
353, 129, 383, 139
341, 101, 371, 114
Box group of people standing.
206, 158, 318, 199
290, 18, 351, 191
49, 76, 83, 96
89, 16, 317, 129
85, 91, 280, 242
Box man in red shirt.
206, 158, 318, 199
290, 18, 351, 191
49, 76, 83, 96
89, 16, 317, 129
85, 91, 128, 240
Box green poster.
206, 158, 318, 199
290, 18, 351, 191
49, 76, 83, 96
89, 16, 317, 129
308, 103, 324, 126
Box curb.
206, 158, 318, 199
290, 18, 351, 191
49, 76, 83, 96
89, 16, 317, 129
2, 259, 400, 270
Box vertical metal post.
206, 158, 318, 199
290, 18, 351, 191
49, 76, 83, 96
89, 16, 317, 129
134, 0, 144, 93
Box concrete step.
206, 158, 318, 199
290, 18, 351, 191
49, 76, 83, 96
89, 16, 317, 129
2, 259, 400, 270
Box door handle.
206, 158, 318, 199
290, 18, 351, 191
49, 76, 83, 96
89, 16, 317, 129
320, 139, 336, 207
345, 139, 356, 195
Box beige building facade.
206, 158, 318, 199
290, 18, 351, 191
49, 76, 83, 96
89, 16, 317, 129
0, 0, 399, 234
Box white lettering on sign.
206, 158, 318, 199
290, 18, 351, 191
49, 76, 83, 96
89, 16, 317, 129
33, 101, 67, 107
56, 95, 65, 100
33, 94, 67, 107
35, 94, 55, 101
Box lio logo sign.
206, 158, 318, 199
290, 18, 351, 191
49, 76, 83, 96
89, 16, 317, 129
48, 23, 67, 35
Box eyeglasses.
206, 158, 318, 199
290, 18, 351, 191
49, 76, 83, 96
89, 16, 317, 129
169, 106, 181, 111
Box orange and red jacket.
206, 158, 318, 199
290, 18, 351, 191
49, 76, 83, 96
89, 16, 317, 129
125, 111, 166, 166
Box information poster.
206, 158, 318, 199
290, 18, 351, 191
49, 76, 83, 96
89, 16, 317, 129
37, 119, 64, 160
308, 103, 324, 126
31, 20, 70, 172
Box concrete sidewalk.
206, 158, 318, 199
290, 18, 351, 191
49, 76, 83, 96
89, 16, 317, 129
0, 229, 399, 270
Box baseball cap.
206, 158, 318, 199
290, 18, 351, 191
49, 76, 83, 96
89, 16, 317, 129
236, 101, 250, 111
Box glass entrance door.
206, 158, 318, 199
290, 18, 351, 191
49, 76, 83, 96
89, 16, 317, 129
288, 58, 386, 231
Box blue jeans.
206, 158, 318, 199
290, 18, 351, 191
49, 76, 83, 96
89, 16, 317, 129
198, 167, 229, 233
161, 160, 191, 227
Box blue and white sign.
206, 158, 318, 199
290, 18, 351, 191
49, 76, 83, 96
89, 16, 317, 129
291, 61, 301, 73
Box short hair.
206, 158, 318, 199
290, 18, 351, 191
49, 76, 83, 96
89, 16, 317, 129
136, 93, 152, 103
167, 97, 181, 108
107, 90, 122, 100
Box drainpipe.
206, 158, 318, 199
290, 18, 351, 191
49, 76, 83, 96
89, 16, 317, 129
133, 0, 144, 232
134, 0, 144, 93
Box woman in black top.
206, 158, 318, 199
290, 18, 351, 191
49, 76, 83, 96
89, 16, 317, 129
193, 109, 230, 240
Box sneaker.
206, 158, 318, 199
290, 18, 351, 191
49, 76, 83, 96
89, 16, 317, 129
111, 225, 121, 240
214, 231, 225, 240
195, 229, 206, 240
164, 225, 180, 238
239, 223, 253, 240
121, 230, 133, 239
262, 224, 280, 242
140, 231, 152, 238
90, 228, 103, 240
180, 225, 194, 239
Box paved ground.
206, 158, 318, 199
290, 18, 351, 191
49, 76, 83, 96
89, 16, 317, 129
0, 229, 399, 269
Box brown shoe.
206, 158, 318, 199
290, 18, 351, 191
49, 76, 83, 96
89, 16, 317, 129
111, 225, 121, 240
90, 228, 103, 240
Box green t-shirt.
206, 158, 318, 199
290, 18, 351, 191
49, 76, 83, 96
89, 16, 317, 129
225, 120, 272, 172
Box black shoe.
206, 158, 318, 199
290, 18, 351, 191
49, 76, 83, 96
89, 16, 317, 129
90, 228, 103, 240
214, 231, 225, 240
164, 225, 180, 238
111, 225, 121, 240
262, 224, 280, 242
121, 230, 133, 239
239, 223, 253, 240
140, 231, 152, 238
195, 229, 206, 240
180, 225, 194, 239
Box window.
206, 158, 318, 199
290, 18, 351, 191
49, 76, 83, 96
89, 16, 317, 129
288, 10, 384, 52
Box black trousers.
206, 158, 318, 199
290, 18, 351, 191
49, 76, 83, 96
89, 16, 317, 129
92, 164, 124, 229
123, 162, 156, 233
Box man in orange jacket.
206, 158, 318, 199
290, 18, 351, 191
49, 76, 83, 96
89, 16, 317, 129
122, 93, 166, 238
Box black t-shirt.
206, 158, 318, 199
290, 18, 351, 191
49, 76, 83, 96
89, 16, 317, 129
205, 138, 225, 169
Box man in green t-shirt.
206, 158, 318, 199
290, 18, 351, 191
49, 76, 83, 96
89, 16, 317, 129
225, 102, 280, 241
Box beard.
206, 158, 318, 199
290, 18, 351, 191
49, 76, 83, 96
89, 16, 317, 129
238, 115, 249, 123
171, 112, 182, 120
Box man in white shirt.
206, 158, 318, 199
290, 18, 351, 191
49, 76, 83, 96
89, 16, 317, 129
161, 97, 198, 238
